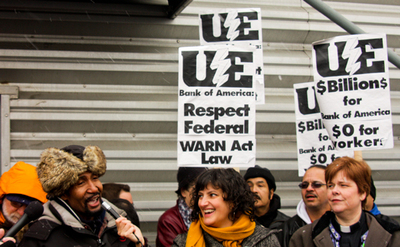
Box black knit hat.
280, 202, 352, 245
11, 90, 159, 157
244, 165, 276, 191
61, 145, 85, 160
370, 176, 376, 200
175, 167, 207, 197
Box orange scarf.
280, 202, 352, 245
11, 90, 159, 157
185, 214, 255, 247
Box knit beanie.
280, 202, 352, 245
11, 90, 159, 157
370, 176, 376, 200
244, 165, 276, 191
37, 145, 106, 198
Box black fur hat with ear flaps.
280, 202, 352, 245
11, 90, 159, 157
37, 145, 106, 198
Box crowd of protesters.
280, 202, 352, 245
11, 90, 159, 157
0, 145, 398, 247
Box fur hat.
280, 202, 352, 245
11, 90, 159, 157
37, 145, 106, 198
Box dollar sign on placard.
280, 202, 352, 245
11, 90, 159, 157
332, 125, 341, 138
316, 80, 326, 95
298, 121, 305, 133
310, 154, 317, 165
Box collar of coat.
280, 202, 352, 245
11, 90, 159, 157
311, 211, 400, 240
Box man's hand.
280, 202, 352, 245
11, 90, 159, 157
0, 228, 16, 246
115, 217, 145, 246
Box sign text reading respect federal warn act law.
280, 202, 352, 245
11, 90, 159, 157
178, 140, 254, 165
177, 8, 263, 168
177, 47, 257, 167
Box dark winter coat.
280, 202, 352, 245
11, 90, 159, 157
171, 224, 281, 247
289, 211, 400, 247
156, 201, 187, 247
255, 194, 290, 229
19, 198, 136, 247
277, 214, 307, 247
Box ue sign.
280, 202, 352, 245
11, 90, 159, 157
314, 38, 385, 77
180, 48, 260, 88
200, 9, 261, 43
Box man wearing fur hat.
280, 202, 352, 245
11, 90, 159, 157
0, 161, 47, 241
19, 145, 145, 247
244, 165, 289, 229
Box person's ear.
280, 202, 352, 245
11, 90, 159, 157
269, 189, 274, 200
61, 194, 68, 201
360, 191, 367, 202
180, 188, 188, 198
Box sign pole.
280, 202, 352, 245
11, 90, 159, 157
304, 0, 400, 70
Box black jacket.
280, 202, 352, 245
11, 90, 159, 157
255, 194, 290, 229
277, 214, 307, 247
19, 198, 136, 247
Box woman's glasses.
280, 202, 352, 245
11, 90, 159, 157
298, 181, 326, 189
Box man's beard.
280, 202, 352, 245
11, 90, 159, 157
3, 206, 21, 225
84, 205, 103, 218
83, 193, 102, 218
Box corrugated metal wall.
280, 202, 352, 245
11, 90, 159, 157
0, 0, 399, 244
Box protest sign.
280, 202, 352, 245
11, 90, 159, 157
178, 45, 257, 167
294, 82, 353, 176
199, 8, 262, 46
312, 33, 393, 151
199, 8, 264, 104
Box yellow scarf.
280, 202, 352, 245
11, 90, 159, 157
185, 213, 255, 247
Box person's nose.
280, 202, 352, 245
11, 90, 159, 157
87, 180, 99, 193
249, 186, 257, 193
198, 197, 209, 208
305, 183, 314, 191
17, 205, 27, 216
330, 185, 339, 194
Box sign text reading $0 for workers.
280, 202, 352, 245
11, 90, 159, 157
312, 33, 393, 151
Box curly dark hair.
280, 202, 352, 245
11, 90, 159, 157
190, 168, 255, 222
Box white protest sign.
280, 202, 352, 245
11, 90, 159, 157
199, 8, 262, 46
199, 8, 264, 104
312, 33, 393, 151
178, 45, 257, 167
294, 82, 353, 176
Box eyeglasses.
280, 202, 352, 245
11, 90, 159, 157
9, 200, 26, 209
298, 181, 326, 189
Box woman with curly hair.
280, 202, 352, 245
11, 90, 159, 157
172, 168, 280, 247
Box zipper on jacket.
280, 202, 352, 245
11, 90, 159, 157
97, 238, 106, 246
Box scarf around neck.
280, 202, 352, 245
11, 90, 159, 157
185, 213, 255, 247
178, 197, 192, 230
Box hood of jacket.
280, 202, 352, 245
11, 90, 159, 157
0, 161, 48, 225
296, 199, 312, 224
39, 197, 126, 230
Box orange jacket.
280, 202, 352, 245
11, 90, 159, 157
0, 161, 47, 225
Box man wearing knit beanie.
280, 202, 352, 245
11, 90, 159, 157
244, 165, 289, 229
19, 145, 146, 247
